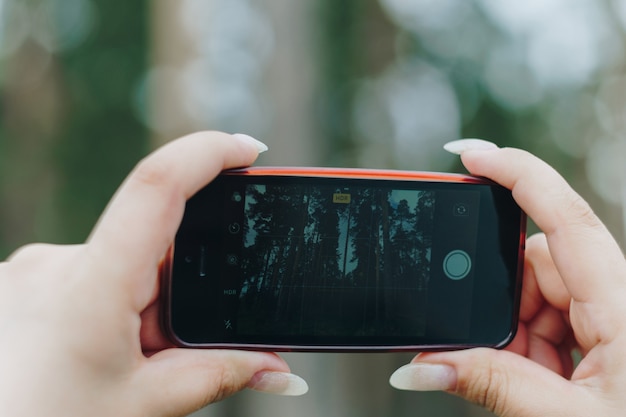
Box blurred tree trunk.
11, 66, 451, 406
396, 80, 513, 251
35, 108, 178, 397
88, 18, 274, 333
0, 39, 62, 256
0, 1, 149, 255
256, 0, 321, 166
51, 2, 149, 243
149, 0, 199, 146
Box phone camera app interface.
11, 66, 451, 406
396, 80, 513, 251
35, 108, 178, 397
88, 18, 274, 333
212, 179, 482, 343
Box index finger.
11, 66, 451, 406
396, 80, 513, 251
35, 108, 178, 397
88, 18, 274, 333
86, 132, 264, 307
460, 146, 626, 305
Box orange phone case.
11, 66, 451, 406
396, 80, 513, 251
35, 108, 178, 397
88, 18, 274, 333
223, 166, 489, 183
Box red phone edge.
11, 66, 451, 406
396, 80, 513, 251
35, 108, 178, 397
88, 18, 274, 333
223, 166, 490, 184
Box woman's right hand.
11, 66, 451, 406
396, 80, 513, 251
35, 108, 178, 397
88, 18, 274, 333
391, 139, 626, 416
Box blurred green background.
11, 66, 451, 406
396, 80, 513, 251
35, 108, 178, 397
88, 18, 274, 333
1, 0, 625, 416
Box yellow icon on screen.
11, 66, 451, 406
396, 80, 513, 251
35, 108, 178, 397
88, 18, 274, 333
333, 193, 351, 204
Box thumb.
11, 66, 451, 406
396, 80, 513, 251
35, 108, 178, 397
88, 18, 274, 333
137, 349, 308, 417
390, 348, 590, 416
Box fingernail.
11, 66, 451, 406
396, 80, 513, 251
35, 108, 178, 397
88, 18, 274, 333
443, 139, 498, 155
389, 363, 457, 391
233, 133, 269, 154
248, 371, 309, 396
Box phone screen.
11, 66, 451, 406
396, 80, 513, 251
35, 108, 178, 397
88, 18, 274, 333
164, 171, 525, 351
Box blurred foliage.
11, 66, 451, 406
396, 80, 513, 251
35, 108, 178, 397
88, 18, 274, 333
52, 1, 149, 242
1, 1, 623, 253
0, 1, 149, 256
314, 0, 625, 244
316, 0, 367, 165
317, 0, 557, 164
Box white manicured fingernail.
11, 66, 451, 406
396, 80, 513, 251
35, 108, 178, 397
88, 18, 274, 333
233, 133, 269, 154
248, 371, 309, 396
389, 363, 457, 391
444, 139, 498, 155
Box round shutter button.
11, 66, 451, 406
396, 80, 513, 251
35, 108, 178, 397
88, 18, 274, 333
443, 250, 472, 280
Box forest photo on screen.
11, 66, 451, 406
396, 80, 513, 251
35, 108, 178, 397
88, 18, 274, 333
236, 183, 435, 339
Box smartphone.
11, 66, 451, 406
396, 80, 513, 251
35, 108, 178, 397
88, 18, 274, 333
160, 167, 526, 352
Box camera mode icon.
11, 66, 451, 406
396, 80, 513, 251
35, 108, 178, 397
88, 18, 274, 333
453, 203, 470, 217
